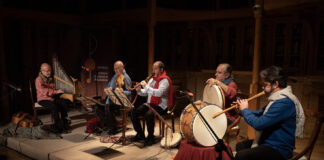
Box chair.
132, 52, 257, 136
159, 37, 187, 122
157, 85, 180, 137
158, 103, 177, 137
224, 92, 249, 143
139, 85, 180, 137
29, 80, 53, 124
224, 116, 241, 143
289, 110, 324, 160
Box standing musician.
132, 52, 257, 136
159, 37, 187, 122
35, 63, 70, 134
131, 61, 173, 146
100, 60, 132, 134
235, 66, 305, 160
206, 63, 239, 125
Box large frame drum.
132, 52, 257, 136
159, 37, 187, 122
203, 85, 225, 108
180, 101, 227, 147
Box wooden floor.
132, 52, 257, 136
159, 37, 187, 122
1, 134, 324, 159
1, 116, 324, 160
0, 145, 31, 160
294, 137, 324, 160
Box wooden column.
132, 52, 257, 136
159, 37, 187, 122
0, 1, 10, 124
147, 0, 156, 75
248, 0, 263, 140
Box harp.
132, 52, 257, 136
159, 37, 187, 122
52, 55, 81, 102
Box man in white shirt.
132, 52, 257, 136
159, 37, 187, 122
131, 61, 173, 146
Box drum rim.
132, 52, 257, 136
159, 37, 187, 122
214, 85, 225, 108
191, 104, 227, 147
180, 101, 206, 141
160, 132, 182, 147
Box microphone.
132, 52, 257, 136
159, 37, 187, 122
81, 66, 90, 72
178, 90, 194, 97
4, 82, 22, 92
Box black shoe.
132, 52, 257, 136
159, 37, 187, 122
66, 119, 72, 125
63, 122, 70, 130
132, 133, 145, 142
144, 135, 155, 146
107, 128, 118, 135
61, 129, 69, 134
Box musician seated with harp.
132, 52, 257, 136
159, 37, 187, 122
35, 63, 70, 134
101, 60, 132, 134
131, 61, 173, 146
206, 63, 239, 125
235, 66, 305, 160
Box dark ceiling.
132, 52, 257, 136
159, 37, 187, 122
2, 0, 252, 14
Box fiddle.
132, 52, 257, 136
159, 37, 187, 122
114, 74, 125, 88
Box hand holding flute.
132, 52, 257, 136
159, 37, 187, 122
237, 99, 249, 111
125, 74, 153, 91
211, 91, 265, 118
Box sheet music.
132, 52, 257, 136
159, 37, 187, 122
114, 89, 133, 108
104, 88, 132, 108
104, 89, 121, 106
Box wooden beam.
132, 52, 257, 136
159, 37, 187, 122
156, 8, 253, 22
147, 0, 156, 75
248, 0, 263, 140
2, 7, 253, 26
85, 7, 253, 24
4, 2, 322, 26
2, 7, 81, 26
85, 8, 147, 24
264, 0, 321, 11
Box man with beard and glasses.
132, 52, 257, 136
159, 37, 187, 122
235, 66, 305, 160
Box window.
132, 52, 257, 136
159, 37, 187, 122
228, 27, 236, 64
317, 21, 324, 70
243, 25, 254, 67
215, 28, 224, 64
290, 24, 302, 67
274, 23, 286, 67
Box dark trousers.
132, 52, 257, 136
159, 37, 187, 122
235, 140, 286, 160
227, 118, 233, 126
38, 98, 69, 126
96, 104, 117, 130
131, 104, 167, 137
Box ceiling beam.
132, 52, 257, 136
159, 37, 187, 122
85, 8, 147, 24
156, 8, 254, 22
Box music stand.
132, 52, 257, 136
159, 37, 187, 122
105, 88, 133, 145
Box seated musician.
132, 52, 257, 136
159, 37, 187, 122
35, 63, 70, 133
99, 60, 132, 134
206, 63, 239, 125
235, 66, 305, 160
131, 61, 173, 146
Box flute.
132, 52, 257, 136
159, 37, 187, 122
125, 74, 153, 90
211, 91, 265, 118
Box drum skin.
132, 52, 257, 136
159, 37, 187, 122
160, 132, 182, 148
203, 85, 225, 108
180, 101, 227, 147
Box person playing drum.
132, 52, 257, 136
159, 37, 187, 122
131, 61, 173, 146
206, 63, 238, 125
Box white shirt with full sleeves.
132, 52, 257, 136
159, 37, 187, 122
137, 78, 170, 110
